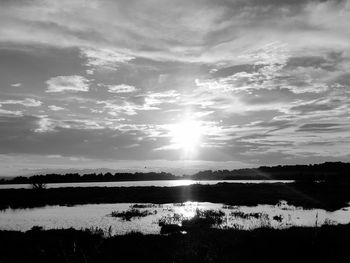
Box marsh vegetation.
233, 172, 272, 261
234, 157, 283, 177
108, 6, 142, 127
2, 223, 350, 263
110, 208, 157, 221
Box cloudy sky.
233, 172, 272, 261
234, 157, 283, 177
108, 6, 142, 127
1, 0, 350, 176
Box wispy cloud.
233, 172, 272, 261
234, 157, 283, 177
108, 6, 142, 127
48, 105, 65, 111
10, 83, 22, 88
80, 48, 134, 74
106, 84, 138, 94
46, 75, 89, 93
1, 0, 347, 63
0, 98, 42, 107
0, 107, 22, 116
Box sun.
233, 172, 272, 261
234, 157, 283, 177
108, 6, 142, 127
169, 119, 202, 158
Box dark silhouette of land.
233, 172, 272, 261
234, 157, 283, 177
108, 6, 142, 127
1, 181, 350, 210
1, 162, 350, 185
1, 224, 350, 263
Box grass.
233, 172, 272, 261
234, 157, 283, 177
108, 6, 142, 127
230, 211, 268, 220
159, 209, 225, 234
158, 209, 282, 234
181, 209, 225, 230
31, 182, 47, 190
110, 209, 157, 221
159, 213, 185, 226
1, 224, 350, 262
273, 215, 284, 222
129, 203, 157, 209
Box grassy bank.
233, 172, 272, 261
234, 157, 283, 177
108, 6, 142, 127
1, 181, 350, 210
1, 224, 350, 263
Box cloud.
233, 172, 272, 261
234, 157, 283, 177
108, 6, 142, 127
0, 98, 42, 107
250, 120, 294, 132
46, 75, 89, 93
0, 107, 22, 116
144, 90, 181, 106
297, 123, 344, 132
97, 99, 159, 116
290, 101, 335, 114
34, 115, 56, 133
11, 83, 22, 87
195, 42, 290, 94
80, 47, 134, 74
48, 105, 65, 111
107, 84, 137, 94
0, 115, 160, 160
284, 55, 338, 71
1, 0, 348, 64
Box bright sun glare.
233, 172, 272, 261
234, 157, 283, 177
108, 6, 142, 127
169, 119, 203, 158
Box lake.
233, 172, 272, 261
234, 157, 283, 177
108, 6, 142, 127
1, 201, 349, 235
0, 179, 294, 189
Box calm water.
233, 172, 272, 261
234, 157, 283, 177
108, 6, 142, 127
1, 201, 349, 235
0, 179, 294, 189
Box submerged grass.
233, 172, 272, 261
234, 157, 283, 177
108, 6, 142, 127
110, 209, 157, 221
129, 203, 158, 209
159, 208, 292, 233
230, 211, 269, 220
159, 209, 226, 234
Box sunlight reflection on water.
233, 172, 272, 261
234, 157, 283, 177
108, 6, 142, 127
0, 201, 349, 235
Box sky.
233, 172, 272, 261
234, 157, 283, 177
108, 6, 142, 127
0, 0, 350, 176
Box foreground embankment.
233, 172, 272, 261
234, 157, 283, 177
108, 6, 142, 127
1, 224, 350, 263
1, 182, 349, 210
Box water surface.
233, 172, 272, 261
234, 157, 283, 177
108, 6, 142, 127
0, 179, 294, 189
1, 201, 349, 235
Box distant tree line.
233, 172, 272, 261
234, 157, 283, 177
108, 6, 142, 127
1, 162, 349, 185
191, 162, 350, 181
0, 172, 177, 185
